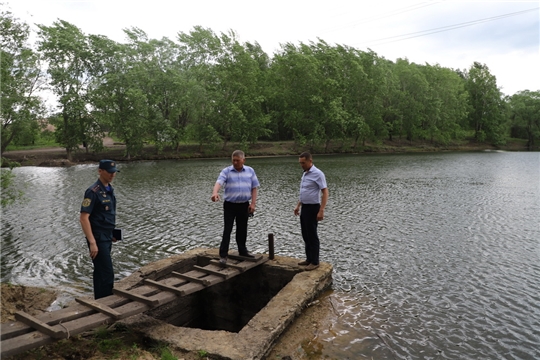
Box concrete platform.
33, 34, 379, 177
117, 248, 333, 360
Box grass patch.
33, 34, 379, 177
5, 138, 60, 151
5, 323, 186, 360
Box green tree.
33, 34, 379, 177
270, 42, 327, 149
420, 64, 469, 144
121, 29, 172, 154
177, 27, 222, 149
379, 58, 402, 142
177, 27, 270, 150
507, 90, 540, 150
37, 20, 94, 160
393, 59, 429, 142
88, 33, 148, 159
143, 36, 192, 152
310, 40, 349, 150
464, 62, 507, 145
226, 40, 271, 148
340, 48, 384, 145
1, 6, 46, 154
209, 31, 269, 149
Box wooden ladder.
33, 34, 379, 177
1, 253, 266, 358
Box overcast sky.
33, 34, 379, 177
5, 0, 540, 96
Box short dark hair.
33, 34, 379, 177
299, 152, 312, 160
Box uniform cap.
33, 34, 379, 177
99, 159, 119, 173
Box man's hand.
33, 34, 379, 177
89, 242, 98, 259
211, 193, 220, 202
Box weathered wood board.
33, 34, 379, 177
1, 253, 267, 358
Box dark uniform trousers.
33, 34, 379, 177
220, 201, 250, 258
300, 204, 321, 265
87, 235, 114, 299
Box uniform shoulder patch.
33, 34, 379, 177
91, 184, 100, 192
82, 198, 92, 207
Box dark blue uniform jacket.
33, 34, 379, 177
80, 179, 116, 242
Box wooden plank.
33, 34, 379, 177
209, 259, 246, 271
170, 271, 211, 286
176, 282, 208, 296
2, 278, 187, 356
1, 254, 269, 358
75, 298, 122, 319
14, 312, 66, 339
228, 253, 263, 262
193, 265, 229, 278
1, 296, 133, 340
2, 282, 165, 340
144, 279, 187, 295
2, 300, 153, 358
1, 330, 57, 357
2, 256, 267, 340
113, 288, 160, 307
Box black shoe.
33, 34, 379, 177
239, 252, 255, 258
219, 257, 227, 267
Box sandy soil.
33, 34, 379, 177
0, 284, 58, 323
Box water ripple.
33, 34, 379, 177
1, 153, 539, 359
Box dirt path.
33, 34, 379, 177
3, 137, 117, 156
1, 137, 128, 167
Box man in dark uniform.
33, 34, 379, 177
80, 159, 119, 299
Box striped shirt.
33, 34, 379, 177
217, 165, 260, 203
299, 164, 327, 204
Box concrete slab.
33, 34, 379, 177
118, 248, 333, 360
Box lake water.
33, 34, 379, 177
1, 151, 539, 359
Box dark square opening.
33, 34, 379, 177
144, 255, 296, 333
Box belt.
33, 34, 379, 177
225, 200, 249, 204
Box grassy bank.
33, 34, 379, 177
2, 137, 531, 167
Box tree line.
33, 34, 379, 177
2, 7, 540, 162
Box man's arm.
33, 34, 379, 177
249, 187, 258, 213
294, 201, 302, 216
80, 212, 98, 259
211, 182, 222, 202
317, 188, 329, 221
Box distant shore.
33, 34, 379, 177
1, 138, 530, 167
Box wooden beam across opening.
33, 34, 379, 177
144, 278, 187, 295
75, 298, 122, 320
193, 265, 229, 278
170, 271, 212, 286
209, 259, 246, 272
228, 254, 262, 262
14, 312, 66, 339
113, 288, 160, 307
